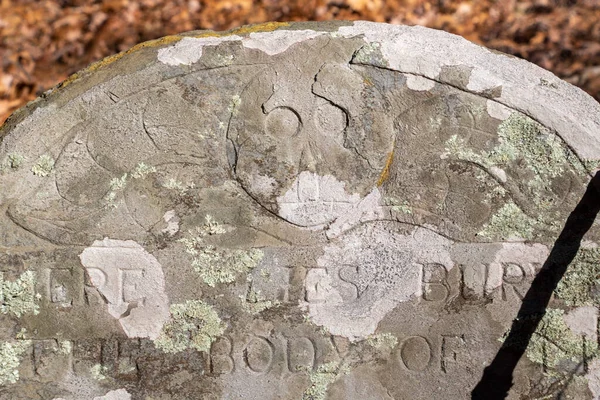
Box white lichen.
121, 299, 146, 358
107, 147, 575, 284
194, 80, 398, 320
162, 178, 194, 195
6, 153, 25, 170
59, 340, 72, 355
104, 173, 128, 208
154, 300, 224, 354
31, 155, 54, 177
131, 162, 156, 179
0, 340, 31, 385
0, 271, 40, 317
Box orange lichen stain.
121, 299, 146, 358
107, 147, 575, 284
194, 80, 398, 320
58, 35, 183, 89
377, 147, 395, 186
52, 23, 290, 90
189, 21, 290, 38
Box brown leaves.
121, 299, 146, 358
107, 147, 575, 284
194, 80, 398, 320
1, 0, 599, 124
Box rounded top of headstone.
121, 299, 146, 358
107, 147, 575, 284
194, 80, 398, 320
1, 21, 599, 400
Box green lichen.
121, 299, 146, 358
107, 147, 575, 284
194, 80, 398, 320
302, 361, 350, 400
365, 333, 398, 351
180, 216, 263, 287
240, 288, 279, 315
526, 308, 598, 369
154, 300, 224, 354
31, 155, 54, 177
0, 271, 41, 317
555, 247, 600, 307
131, 162, 156, 179
0, 340, 31, 385
478, 201, 536, 240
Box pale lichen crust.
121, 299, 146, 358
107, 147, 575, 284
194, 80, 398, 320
180, 215, 263, 287
154, 300, 224, 354
0, 270, 40, 317
0, 340, 31, 385
526, 308, 598, 369
445, 112, 595, 241
31, 154, 55, 177
302, 361, 350, 400
364, 332, 399, 351
555, 247, 600, 307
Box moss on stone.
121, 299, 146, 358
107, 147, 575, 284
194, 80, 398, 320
302, 361, 350, 400
555, 247, 600, 307
0, 340, 30, 385
0, 270, 40, 317
31, 154, 54, 177
526, 308, 598, 369
154, 300, 224, 354
180, 216, 263, 287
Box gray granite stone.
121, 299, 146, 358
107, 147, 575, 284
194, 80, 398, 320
0, 21, 600, 400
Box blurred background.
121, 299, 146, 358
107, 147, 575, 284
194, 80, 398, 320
0, 0, 599, 124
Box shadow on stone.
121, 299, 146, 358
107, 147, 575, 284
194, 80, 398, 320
472, 171, 600, 400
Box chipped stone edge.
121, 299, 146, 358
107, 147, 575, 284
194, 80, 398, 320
2, 20, 599, 164
337, 21, 600, 163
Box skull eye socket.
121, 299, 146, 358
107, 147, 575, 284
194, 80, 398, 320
264, 106, 301, 137
313, 101, 348, 142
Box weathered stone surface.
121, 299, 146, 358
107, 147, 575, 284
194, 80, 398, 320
0, 20, 600, 399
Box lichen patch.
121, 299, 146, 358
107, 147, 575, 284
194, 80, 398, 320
179, 215, 264, 287
525, 308, 598, 369
31, 154, 55, 177
0, 270, 40, 317
302, 361, 350, 400
154, 300, 224, 354
555, 247, 600, 307
0, 340, 30, 385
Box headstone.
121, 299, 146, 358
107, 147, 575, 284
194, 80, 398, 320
1, 20, 600, 400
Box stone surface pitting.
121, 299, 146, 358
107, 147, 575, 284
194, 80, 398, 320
0, 21, 599, 400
